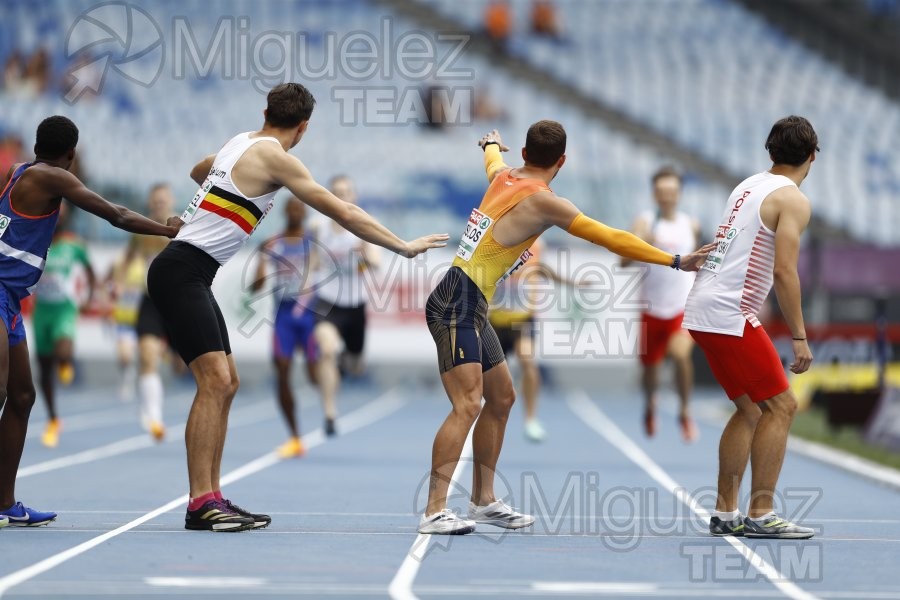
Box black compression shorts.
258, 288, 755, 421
135, 294, 166, 338
315, 298, 366, 355
425, 267, 505, 374
147, 241, 230, 365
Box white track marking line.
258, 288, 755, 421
568, 391, 820, 600
0, 388, 405, 598
683, 398, 900, 491
18, 400, 273, 478
388, 425, 475, 600
145, 577, 265, 588
533, 581, 659, 594
786, 436, 900, 491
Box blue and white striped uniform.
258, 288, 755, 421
0, 162, 61, 345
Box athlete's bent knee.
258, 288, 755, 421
198, 373, 234, 400
8, 386, 36, 418
488, 386, 515, 415
454, 393, 482, 423
765, 391, 797, 420
228, 372, 241, 398
735, 398, 762, 425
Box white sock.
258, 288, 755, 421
714, 509, 740, 522
751, 511, 776, 523
139, 373, 164, 425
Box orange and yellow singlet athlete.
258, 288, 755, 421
417, 121, 715, 534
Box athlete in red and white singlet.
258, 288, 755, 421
623, 167, 700, 442
684, 116, 818, 539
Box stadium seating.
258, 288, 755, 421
419, 0, 900, 245
0, 0, 726, 243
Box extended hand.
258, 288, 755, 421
478, 129, 510, 152
402, 233, 449, 258
679, 243, 717, 271
790, 339, 813, 374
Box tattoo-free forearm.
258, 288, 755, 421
339, 204, 406, 255
111, 206, 176, 237
774, 268, 806, 338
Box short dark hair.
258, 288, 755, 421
765, 116, 819, 167
34, 115, 78, 159
265, 83, 316, 128
525, 120, 566, 168
651, 165, 681, 186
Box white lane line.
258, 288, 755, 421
145, 577, 265, 588
685, 398, 900, 491
787, 436, 900, 491
568, 391, 821, 600
0, 388, 406, 599
388, 425, 475, 600
532, 581, 658, 594
18, 400, 273, 478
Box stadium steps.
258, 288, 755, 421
735, 0, 900, 102
373, 0, 743, 189
376, 0, 849, 243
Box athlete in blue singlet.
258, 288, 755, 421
0, 116, 180, 528
250, 196, 339, 457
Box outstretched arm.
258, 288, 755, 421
533, 193, 712, 271
478, 129, 511, 183
46, 170, 180, 238
266, 149, 448, 258
620, 215, 653, 267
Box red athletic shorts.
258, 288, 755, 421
640, 312, 686, 366
688, 321, 789, 403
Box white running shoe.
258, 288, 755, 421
468, 500, 535, 529
524, 419, 546, 442
417, 509, 476, 535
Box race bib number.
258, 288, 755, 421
701, 225, 740, 273
181, 179, 213, 223
455, 208, 493, 262
0, 214, 10, 240
253, 198, 275, 233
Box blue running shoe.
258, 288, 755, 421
0, 502, 56, 527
